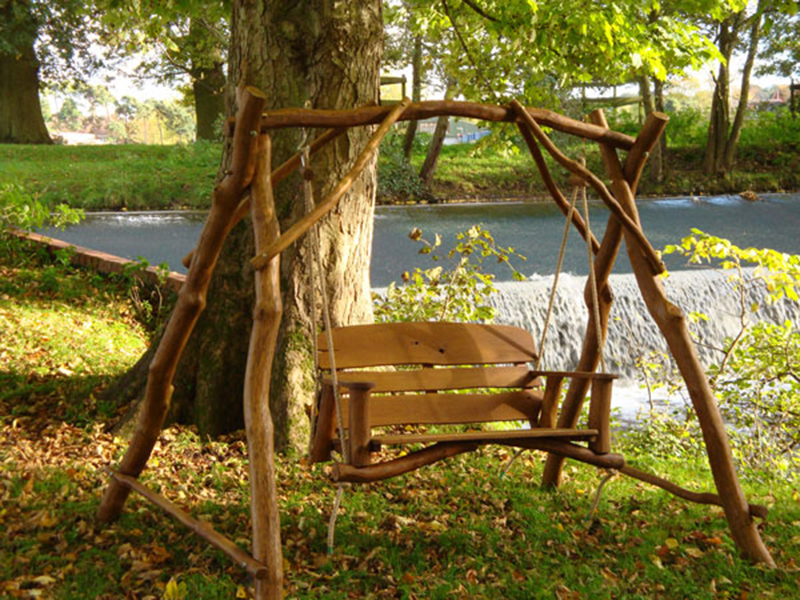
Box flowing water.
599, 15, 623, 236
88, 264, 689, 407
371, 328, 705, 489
40, 194, 800, 419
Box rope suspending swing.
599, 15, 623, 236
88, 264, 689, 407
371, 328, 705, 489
299, 127, 350, 553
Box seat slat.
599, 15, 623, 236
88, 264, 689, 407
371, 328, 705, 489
371, 428, 598, 446
319, 322, 537, 369
332, 365, 541, 394
338, 391, 542, 427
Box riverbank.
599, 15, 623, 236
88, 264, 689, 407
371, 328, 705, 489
1, 140, 797, 211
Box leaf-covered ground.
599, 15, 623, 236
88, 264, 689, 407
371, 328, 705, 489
2, 252, 800, 599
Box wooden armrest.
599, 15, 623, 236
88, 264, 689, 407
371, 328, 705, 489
587, 377, 613, 454
531, 370, 618, 381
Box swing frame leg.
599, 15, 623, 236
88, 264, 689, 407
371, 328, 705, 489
541, 110, 666, 489
97, 87, 268, 524
244, 133, 284, 598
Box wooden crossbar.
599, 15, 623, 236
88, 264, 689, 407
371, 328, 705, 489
226, 100, 637, 150
509, 100, 665, 275
105, 469, 269, 580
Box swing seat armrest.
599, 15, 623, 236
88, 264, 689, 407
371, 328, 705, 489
530, 371, 615, 448
529, 370, 618, 381
321, 377, 376, 392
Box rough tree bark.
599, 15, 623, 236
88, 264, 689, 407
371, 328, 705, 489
638, 75, 662, 183
419, 77, 457, 188
188, 18, 226, 141
703, 6, 763, 176
0, 2, 51, 144
109, 1, 383, 451
402, 35, 423, 161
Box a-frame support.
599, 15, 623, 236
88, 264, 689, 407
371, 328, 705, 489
536, 108, 775, 566
97, 89, 775, 600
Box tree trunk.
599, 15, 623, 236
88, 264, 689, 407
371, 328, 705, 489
107, 1, 383, 452
724, 3, 763, 171
192, 63, 226, 141
638, 75, 662, 183
419, 77, 456, 188
189, 19, 226, 141
704, 14, 741, 175
401, 35, 423, 161
0, 3, 51, 144
654, 77, 667, 173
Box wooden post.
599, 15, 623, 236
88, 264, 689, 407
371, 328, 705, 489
97, 87, 268, 524
348, 383, 375, 467
541, 110, 667, 488
537, 375, 564, 428
244, 134, 284, 598
593, 114, 775, 565
309, 384, 336, 463
587, 378, 612, 454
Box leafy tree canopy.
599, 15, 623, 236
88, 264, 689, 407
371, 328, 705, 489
400, 0, 727, 104
0, 0, 98, 83
98, 0, 229, 86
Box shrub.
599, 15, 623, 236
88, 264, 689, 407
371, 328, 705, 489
626, 230, 800, 479
373, 225, 526, 324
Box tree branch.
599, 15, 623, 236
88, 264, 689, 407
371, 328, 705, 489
460, 0, 500, 22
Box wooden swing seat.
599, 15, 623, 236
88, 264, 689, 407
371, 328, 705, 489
309, 322, 616, 481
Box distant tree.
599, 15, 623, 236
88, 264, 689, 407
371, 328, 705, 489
115, 96, 141, 142
99, 2, 228, 141
702, 0, 797, 175
154, 100, 195, 143
56, 96, 81, 130
0, 0, 96, 143
757, 7, 800, 80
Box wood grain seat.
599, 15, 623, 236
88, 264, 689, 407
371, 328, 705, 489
309, 322, 616, 481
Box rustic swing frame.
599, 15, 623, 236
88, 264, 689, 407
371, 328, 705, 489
97, 86, 775, 600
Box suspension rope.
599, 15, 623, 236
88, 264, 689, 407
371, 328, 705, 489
304, 131, 321, 456
580, 176, 607, 374
298, 127, 351, 554
500, 152, 583, 478
535, 183, 580, 370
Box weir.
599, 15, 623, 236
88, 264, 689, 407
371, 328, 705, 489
489, 268, 800, 379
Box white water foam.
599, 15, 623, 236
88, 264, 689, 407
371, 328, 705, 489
490, 268, 799, 380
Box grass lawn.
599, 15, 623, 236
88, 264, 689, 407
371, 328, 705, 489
2, 136, 797, 216
1, 248, 800, 598
0, 143, 220, 212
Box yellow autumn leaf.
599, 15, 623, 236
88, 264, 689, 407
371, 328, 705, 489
163, 577, 187, 600
685, 546, 704, 558
665, 537, 679, 550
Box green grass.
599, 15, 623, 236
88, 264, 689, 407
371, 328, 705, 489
409, 140, 800, 201
1, 135, 796, 215
0, 142, 220, 211
1, 247, 799, 598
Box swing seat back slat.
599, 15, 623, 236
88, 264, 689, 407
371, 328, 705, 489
317, 322, 539, 369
